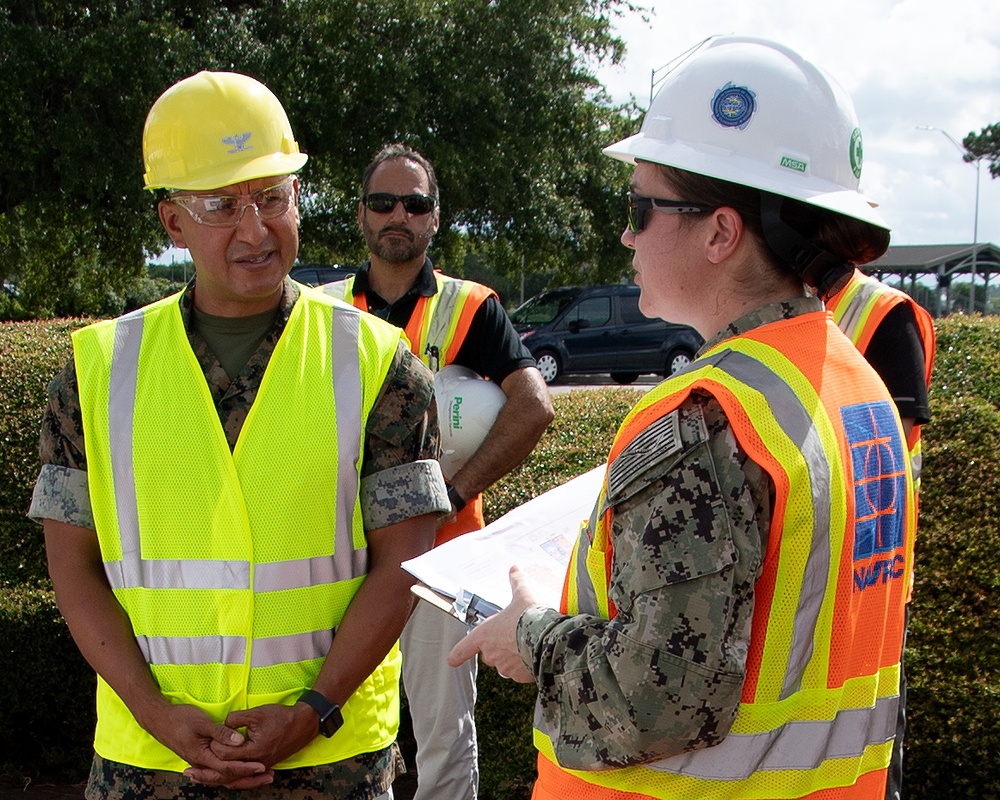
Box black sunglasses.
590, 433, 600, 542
363, 192, 437, 215
627, 192, 713, 233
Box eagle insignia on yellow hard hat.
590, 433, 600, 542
711, 82, 756, 130
222, 132, 253, 154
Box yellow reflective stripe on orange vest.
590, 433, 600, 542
826, 269, 936, 389
540, 311, 913, 799
74, 288, 403, 771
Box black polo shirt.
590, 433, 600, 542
863, 302, 931, 425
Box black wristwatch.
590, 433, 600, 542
297, 689, 344, 738
446, 483, 467, 512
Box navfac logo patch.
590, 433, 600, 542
711, 82, 757, 130
841, 401, 907, 593
222, 132, 253, 154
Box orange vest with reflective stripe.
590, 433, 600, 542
323, 271, 495, 544
536, 310, 915, 800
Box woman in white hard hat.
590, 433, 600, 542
450, 36, 914, 800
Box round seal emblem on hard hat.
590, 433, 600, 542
850, 127, 864, 179
711, 82, 757, 130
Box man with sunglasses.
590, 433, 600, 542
30, 72, 449, 799
323, 143, 553, 800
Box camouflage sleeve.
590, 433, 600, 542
38, 357, 86, 471
28, 357, 95, 528
516, 393, 770, 770
361, 342, 448, 528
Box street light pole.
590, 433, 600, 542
917, 125, 983, 314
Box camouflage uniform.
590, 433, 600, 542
30, 278, 449, 800
516, 299, 818, 771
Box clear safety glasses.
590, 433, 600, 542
170, 177, 296, 227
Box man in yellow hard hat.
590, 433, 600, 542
30, 71, 449, 799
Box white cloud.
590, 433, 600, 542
596, 0, 1000, 247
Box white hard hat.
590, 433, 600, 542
603, 35, 887, 230
434, 365, 506, 480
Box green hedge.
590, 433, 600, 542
1, 316, 998, 797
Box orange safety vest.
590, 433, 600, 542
535, 310, 915, 800
323, 270, 496, 544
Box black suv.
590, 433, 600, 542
510, 284, 703, 385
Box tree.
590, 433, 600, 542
0, 1, 277, 317
964, 124, 1000, 178
0, 0, 646, 318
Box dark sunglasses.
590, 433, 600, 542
627, 192, 713, 234
363, 192, 437, 215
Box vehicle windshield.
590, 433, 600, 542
510, 288, 580, 325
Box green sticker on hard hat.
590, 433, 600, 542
850, 128, 863, 179
780, 156, 807, 173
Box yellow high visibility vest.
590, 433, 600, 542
74, 288, 403, 771
537, 311, 915, 800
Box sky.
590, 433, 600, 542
594, 0, 1000, 249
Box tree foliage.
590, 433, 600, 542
963, 124, 1000, 178
0, 0, 646, 319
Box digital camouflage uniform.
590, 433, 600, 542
31, 278, 445, 800
516, 301, 819, 770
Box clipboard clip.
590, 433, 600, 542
453, 588, 501, 627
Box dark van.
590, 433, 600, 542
510, 284, 703, 385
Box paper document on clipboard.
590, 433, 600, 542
403, 464, 605, 625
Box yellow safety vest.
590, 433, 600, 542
536, 311, 915, 800
74, 288, 402, 771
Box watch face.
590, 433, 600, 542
320, 704, 344, 737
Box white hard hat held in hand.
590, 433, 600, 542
434, 365, 507, 480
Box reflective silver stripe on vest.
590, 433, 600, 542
331, 305, 368, 578
251, 629, 335, 668
645, 693, 897, 780
717, 351, 833, 699
424, 278, 466, 355
108, 309, 146, 589
105, 558, 251, 592
255, 556, 340, 592
834, 276, 882, 346
136, 634, 246, 666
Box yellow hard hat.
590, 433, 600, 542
142, 71, 308, 191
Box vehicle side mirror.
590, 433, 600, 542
568, 319, 590, 332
